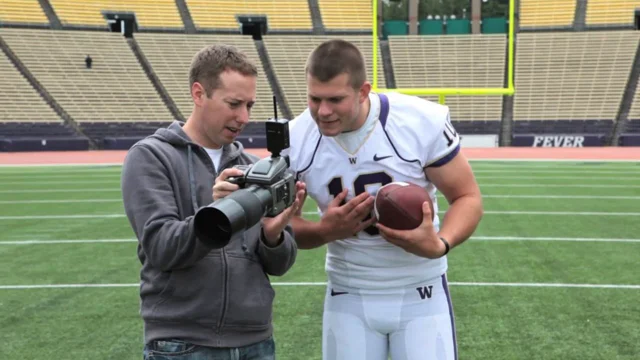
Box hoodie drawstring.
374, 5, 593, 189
187, 145, 199, 213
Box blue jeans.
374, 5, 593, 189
143, 336, 275, 360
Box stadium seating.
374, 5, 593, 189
0, 0, 50, 25
135, 32, 280, 122
586, 0, 639, 26
48, 0, 183, 29
519, 0, 576, 28
0, 28, 174, 126
388, 34, 506, 128
628, 81, 640, 132
264, 35, 386, 116
318, 0, 371, 30
0, 52, 61, 123
513, 31, 640, 134
185, 0, 312, 30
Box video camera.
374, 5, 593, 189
193, 97, 296, 249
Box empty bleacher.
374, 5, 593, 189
264, 35, 386, 116
185, 0, 312, 30
318, 0, 371, 30
0, 28, 174, 126
48, 0, 183, 29
135, 32, 280, 122
0, 51, 61, 123
519, 0, 576, 29
513, 31, 640, 133
388, 34, 506, 127
0, 0, 49, 25
586, 0, 639, 27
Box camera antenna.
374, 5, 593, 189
273, 95, 278, 120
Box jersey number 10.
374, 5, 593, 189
327, 172, 393, 236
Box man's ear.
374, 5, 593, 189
192, 82, 206, 107
359, 81, 372, 103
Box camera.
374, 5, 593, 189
193, 97, 296, 249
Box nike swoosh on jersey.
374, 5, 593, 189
373, 154, 392, 161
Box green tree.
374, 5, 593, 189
382, 0, 409, 21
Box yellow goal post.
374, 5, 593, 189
371, 0, 516, 104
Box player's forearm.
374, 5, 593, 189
437, 194, 483, 249
289, 216, 329, 249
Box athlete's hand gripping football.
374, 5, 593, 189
319, 189, 375, 242
376, 201, 447, 259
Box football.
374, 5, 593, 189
374, 182, 434, 230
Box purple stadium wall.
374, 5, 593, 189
618, 134, 640, 146
511, 134, 607, 147
0, 137, 90, 152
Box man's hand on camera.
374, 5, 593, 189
261, 181, 307, 246
212, 168, 245, 201
318, 189, 375, 242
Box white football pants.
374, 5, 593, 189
322, 273, 458, 360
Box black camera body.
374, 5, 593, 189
225, 118, 295, 218
193, 100, 296, 249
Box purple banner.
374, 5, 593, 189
511, 134, 607, 147
618, 134, 640, 147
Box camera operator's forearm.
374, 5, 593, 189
290, 216, 329, 249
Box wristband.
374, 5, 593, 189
439, 237, 450, 256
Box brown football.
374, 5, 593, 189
374, 182, 434, 230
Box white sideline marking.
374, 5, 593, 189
0, 282, 638, 290
468, 159, 640, 163
476, 175, 639, 180
0, 214, 125, 220
303, 210, 640, 216
481, 184, 640, 188
3, 183, 639, 194
2, 159, 638, 168
2, 210, 640, 221
0, 239, 136, 244
2, 236, 638, 245
474, 170, 640, 175
0, 163, 123, 168
0, 199, 123, 204
3, 175, 638, 185
0, 188, 120, 193
1, 195, 637, 205
472, 236, 640, 243
0, 180, 118, 186
481, 195, 640, 200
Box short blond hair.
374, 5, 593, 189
189, 44, 258, 97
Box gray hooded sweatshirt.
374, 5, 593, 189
121, 121, 297, 348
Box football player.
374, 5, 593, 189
283, 39, 483, 360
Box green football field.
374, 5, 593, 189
0, 160, 638, 360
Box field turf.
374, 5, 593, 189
0, 160, 638, 359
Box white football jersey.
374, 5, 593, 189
284, 91, 461, 290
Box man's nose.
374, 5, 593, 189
318, 101, 332, 117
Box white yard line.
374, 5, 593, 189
1, 210, 639, 221
1, 194, 637, 205
3, 175, 638, 185
474, 169, 640, 174
2, 236, 638, 245
0, 281, 638, 290
303, 210, 640, 216
3, 183, 638, 194
0, 199, 122, 204
0, 188, 120, 193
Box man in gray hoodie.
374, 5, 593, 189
121, 44, 305, 360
